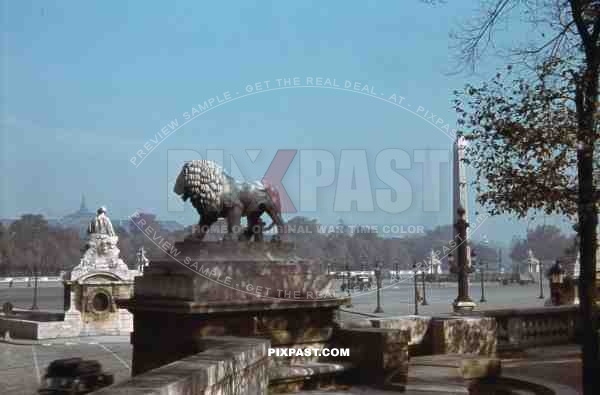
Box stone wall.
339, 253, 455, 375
91, 336, 270, 395
0, 312, 81, 340
476, 305, 579, 350
0, 276, 135, 340
126, 299, 342, 375
370, 316, 432, 355
336, 315, 497, 357
122, 242, 346, 377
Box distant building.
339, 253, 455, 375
2, 194, 186, 238
57, 194, 96, 238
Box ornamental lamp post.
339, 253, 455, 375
31, 260, 39, 311
345, 258, 353, 308
374, 257, 384, 313
413, 260, 419, 316
473, 250, 487, 303
452, 207, 476, 313
421, 263, 429, 306
538, 260, 545, 299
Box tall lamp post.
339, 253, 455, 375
473, 250, 486, 303
538, 260, 544, 299
413, 260, 419, 316
498, 248, 503, 280
452, 207, 476, 313
31, 259, 39, 310
345, 257, 353, 308
421, 265, 429, 306
374, 257, 384, 313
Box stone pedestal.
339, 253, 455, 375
118, 240, 348, 376
64, 233, 139, 336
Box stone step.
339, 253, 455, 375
269, 361, 355, 393
410, 354, 501, 381
405, 383, 469, 394
405, 354, 502, 394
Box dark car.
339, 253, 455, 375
38, 358, 114, 395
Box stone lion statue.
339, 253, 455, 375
174, 160, 285, 241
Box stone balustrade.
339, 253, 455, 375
336, 315, 497, 357
476, 305, 579, 351
91, 336, 270, 395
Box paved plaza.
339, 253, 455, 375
0, 281, 582, 394
0, 280, 548, 317
0, 336, 131, 395
338, 280, 547, 317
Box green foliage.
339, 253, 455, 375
454, 59, 586, 218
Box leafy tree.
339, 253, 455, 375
453, 1, 600, 391
9, 215, 50, 275
46, 227, 80, 273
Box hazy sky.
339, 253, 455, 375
0, 1, 575, 245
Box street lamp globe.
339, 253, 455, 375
549, 260, 565, 284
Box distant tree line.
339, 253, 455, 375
509, 225, 577, 271
0, 213, 575, 276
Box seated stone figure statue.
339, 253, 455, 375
70, 206, 134, 281
88, 206, 116, 237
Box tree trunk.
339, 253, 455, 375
576, 56, 599, 395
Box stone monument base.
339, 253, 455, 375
118, 240, 348, 376
452, 299, 477, 314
